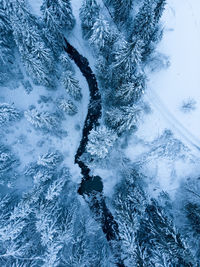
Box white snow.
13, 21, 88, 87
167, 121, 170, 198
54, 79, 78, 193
28, 0, 43, 17
125, 0, 200, 198
68, 0, 97, 72
147, 0, 200, 147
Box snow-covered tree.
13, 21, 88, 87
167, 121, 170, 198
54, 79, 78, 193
105, 104, 142, 134
0, 156, 114, 266
113, 173, 147, 266
95, 57, 112, 88
62, 71, 82, 101
59, 52, 73, 71
114, 39, 144, 77
41, 0, 75, 55
0, 165, 72, 266
0, 103, 21, 125
10, 0, 54, 87
41, 0, 75, 33
57, 98, 78, 116
131, 0, 166, 58
181, 98, 196, 113
0, 2, 15, 85
25, 163, 54, 184
176, 178, 200, 263
45, 170, 68, 201
138, 199, 194, 266
113, 170, 194, 266
132, 0, 155, 43
0, 144, 19, 187
37, 151, 63, 169
154, 0, 166, 24
146, 129, 190, 161
80, 0, 100, 39
108, 0, 134, 25
115, 74, 145, 104
87, 126, 117, 159
25, 108, 61, 131
89, 16, 114, 52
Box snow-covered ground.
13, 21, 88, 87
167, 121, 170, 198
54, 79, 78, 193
28, 0, 42, 16
125, 0, 200, 197
1, 0, 91, 186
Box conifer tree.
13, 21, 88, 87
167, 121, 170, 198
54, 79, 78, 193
0, 144, 19, 187
114, 39, 144, 77
0, 159, 113, 266
0, 103, 21, 125
41, 0, 75, 33
59, 52, 74, 72
177, 178, 200, 263
10, 0, 54, 87
57, 98, 78, 116
113, 173, 147, 266
113, 171, 195, 266
138, 199, 194, 266
132, 0, 155, 46
115, 74, 145, 104
105, 104, 142, 134
108, 0, 134, 25
0, 2, 15, 85
154, 0, 166, 24
37, 151, 63, 169
132, 0, 166, 58
80, 0, 100, 39
41, 0, 75, 54
89, 16, 114, 53
87, 126, 117, 159
25, 108, 61, 132
62, 71, 82, 101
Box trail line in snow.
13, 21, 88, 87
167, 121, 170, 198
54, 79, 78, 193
145, 89, 200, 154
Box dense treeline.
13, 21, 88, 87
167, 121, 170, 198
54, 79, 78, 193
0, 0, 199, 266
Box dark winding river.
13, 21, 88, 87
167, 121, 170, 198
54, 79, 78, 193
64, 39, 125, 267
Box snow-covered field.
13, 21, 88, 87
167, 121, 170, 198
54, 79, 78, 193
125, 0, 200, 197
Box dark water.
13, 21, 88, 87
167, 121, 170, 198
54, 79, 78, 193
64, 39, 125, 266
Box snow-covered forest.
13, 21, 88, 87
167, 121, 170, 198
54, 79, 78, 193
0, 0, 200, 266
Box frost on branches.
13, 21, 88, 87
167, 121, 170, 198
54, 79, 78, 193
0, 144, 19, 187
80, 0, 100, 39
0, 2, 15, 85
57, 98, 78, 116
115, 74, 145, 104
87, 126, 117, 159
24, 108, 61, 132
10, 0, 54, 87
89, 16, 114, 52
114, 39, 144, 76
105, 105, 142, 134
62, 71, 82, 101
41, 0, 75, 34
0, 103, 21, 125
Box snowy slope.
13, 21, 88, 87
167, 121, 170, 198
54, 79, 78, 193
147, 0, 200, 148
125, 0, 200, 197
